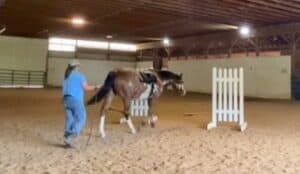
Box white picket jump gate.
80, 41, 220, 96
131, 67, 153, 117
120, 91, 151, 123
207, 67, 247, 132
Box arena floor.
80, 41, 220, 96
0, 88, 300, 174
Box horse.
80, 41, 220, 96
87, 68, 186, 138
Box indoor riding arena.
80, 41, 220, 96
1, 1, 300, 174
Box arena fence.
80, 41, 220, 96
0, 69, 46, 88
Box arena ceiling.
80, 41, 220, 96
1, 0, 300, 42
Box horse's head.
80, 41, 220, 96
156, 70, 186, 96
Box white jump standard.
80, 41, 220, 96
207, 67, 247, 131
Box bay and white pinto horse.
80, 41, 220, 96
87, 68, 186, 138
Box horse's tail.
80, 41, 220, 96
86, 71, 116, 106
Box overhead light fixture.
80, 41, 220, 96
239, 25, 250, 37
163, 37, 170, 46
72, 17, 85, 26
0, 24, 6, 34
106, 35, 113, 39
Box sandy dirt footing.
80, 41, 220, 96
0, 89, 300, 174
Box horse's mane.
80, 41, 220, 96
115, 67, 135, 72
113, 68, 181, 81
155, 70, 181, 81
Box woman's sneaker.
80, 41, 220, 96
64, 134, 79, 149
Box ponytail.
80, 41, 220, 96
64, 64, 75, 79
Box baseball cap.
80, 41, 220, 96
69, 59, 80, 67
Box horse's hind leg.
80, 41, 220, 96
148, 98, 158, 128
122, 99, 136, 134
99, 91, 114, 138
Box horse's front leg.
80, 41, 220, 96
99, 91, 114, 138
148, 98, 158, 128
123, 99, 136, 134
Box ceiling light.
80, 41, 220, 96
106, 35, 113, 39
163, 37, 170, 46
72, 17, 85, 26
239, 26, 250, 37
0, 25, 6, 34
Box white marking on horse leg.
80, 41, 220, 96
181, 87, 187, 96
99, 115, 106, 138
148, 115, 158, 125
127, 117, 136, 134
120, 117, 127, 124
152, 115, 158, 122
177, 84, 186, 96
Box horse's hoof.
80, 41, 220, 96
150, 122, 156, 128
152, 116, 158, 122
101, 134, 106, 138
131, 129, 137, 134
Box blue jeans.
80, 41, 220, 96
63, 96, 86, 137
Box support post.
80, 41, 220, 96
228, 38, 239, 58
152, 49, 162, 70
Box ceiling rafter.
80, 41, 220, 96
222, 0, 300, 18
1, 0, 300, 42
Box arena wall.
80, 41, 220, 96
136, 61, 153, 69
0, 36, 291, 99
168, 56, 291, 99
47, 57, 135, 86
0, 36, 48, 71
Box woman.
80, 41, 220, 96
62, 59, 100, 147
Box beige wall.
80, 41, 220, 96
136, 61, 153, 69
0, 36, 48, 71
47, 57, 135, 86
169, 56, 291, 99
0, 35, 291, 99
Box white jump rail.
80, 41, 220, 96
207, 67, 247, 132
